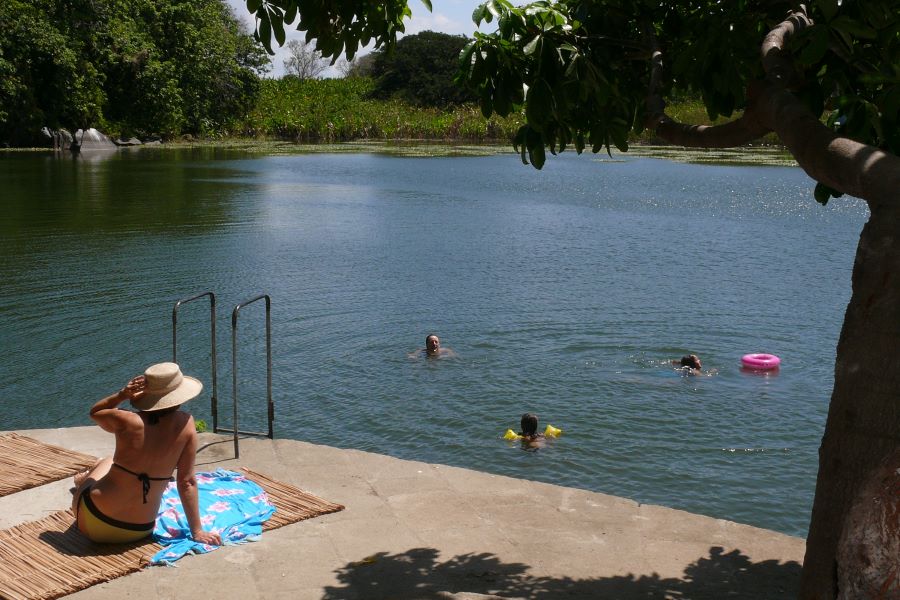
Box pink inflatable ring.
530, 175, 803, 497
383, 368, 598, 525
741, 353, 781, 370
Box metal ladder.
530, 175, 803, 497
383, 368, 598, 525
172, 292, 273, 459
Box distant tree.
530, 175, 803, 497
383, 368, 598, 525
282, 39, 328, 79
345, 53, 377, 79
334, 57, 354, 78
369, 30, 476, 107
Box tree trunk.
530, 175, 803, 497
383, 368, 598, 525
757, 79, 900, 600
800, 201, 900, 599
835, 446, 900, 598
653, 78, 900, 599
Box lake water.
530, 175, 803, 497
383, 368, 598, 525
0, 147, 869, 537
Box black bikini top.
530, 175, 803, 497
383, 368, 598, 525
112, 463, 174, 504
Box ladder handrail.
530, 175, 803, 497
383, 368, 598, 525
226, 293, 274, 459
172, 292, 218, 430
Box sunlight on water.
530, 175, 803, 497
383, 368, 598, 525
0, 148, 869, 536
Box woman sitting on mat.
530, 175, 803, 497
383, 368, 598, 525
71, 362, 221, 545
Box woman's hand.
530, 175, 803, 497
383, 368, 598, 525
119, 375, 146, 401
192, 529, 222, 545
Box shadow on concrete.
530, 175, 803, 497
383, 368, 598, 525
39, 525, 148, 557
322, 545, 801, 599
195, 434, 261, 467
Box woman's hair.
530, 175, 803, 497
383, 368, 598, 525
144, 406, 179, 425
520, 413, 538, 436
680, 354, 701, 369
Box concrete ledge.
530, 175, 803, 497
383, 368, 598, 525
3, 427, 805, 599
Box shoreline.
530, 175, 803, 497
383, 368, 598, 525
0, 139, 797, 167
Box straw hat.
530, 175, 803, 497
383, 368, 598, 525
131, 362, 203, 412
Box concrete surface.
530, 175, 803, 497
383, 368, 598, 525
1, 427, 806, 599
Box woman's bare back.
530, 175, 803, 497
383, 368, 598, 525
89, 409, 194, 523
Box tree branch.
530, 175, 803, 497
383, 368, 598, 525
760, 9, 812, 88
654, 115, 772, 148
642, 28, 772, 148
642, 8, 900, 209
755, 82, 900, 210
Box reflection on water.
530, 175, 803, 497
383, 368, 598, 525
0, 148, 869, 537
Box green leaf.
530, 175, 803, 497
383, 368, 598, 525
472, 4, 493, 25
525, 81, 552, 126
799, 25, 829, 66
610, 119, 629, 153
494, 77, 511, 116
500, 14, 513, 37
814, 182, 831, 205
246, 0, 262, 13
526, 128, 546, 169
831, 16, 877, 40
271, 12, 286, 47
574, 132, 585, 154
259, 16, 273, 54
285, 2, 298, 24
523, 34, 540, 56
459, 41, 476, 68
815, 0, 838, 21
514, 125, 529, 165
881, 85, 900, 125
419, 0, 433, 12
480, 86, 493, 118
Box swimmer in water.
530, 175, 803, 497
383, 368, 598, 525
675, 354, 702, 370
671, 354, 715, 376
518, 413, 546, 449
409, 334, 456, 358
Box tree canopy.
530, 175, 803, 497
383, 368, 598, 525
369, 30, 477, 107
250, 1, 900, 597
456, 0, 898, 203
0, 0, 269, 144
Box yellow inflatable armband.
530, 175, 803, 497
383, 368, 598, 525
503, 429, 522, 440
544, 424, 562, 438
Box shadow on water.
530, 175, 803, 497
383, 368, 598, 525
322, 545, 801, 599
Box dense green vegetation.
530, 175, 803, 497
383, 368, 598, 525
0, 2, 731, 148
240, 77, 521, 142
237, 76, 740, 145
369, 31, 477, 107
0, 0, 267, 145
0, 2, 731, 149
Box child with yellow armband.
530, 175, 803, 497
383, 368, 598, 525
503, 413, 562, 449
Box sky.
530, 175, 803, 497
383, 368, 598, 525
225, 0, 491, 78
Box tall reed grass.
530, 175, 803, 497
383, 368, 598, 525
238, 78, 779, 146
238, 77, 522, 142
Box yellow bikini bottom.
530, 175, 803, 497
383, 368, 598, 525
77, 488, 155, 544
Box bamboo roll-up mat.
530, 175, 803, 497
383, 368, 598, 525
0, 467, 344, 600
0, 433, 97, 497
238, 467, 345, 529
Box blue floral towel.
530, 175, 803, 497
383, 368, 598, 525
151, 469, 276, 565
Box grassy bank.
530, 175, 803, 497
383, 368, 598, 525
237, 77, 780, 147
238, 77, 522, 142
